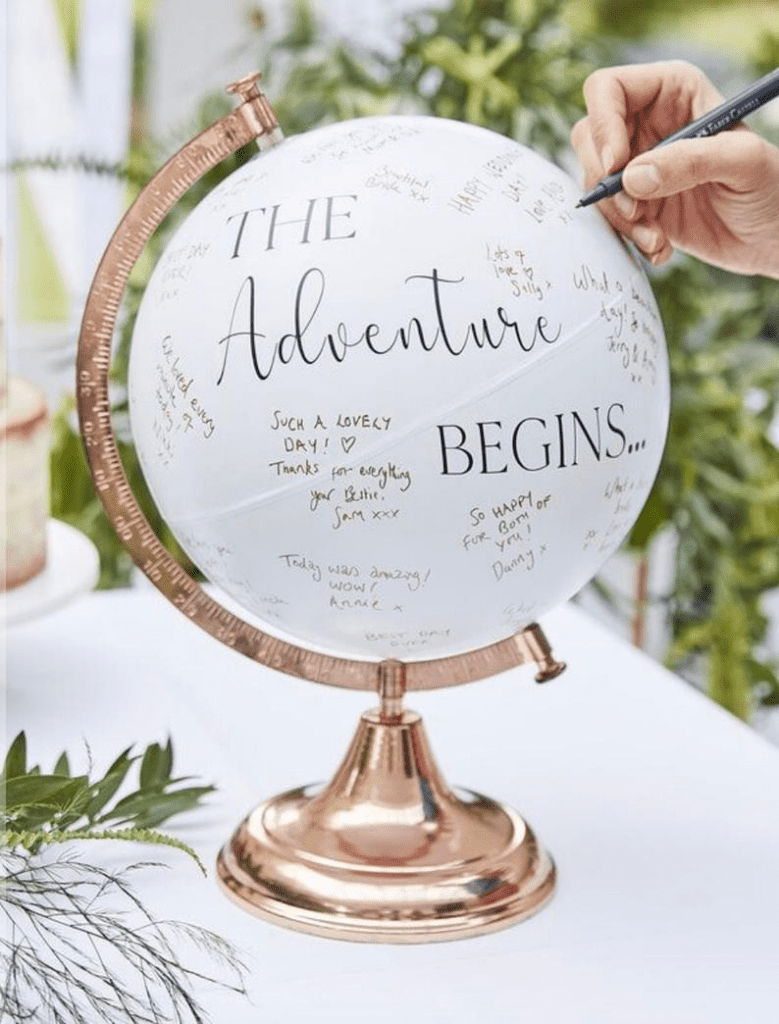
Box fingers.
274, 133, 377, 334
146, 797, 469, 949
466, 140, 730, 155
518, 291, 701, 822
571, 108, 667, 262
573, 61, 779, 275
571, 59, 726, 195
622, 131, 774, 200
612, 190, 638, 221
571, 60, 731, 269
580, 60, 723, 171
570, 116, 671, 264
630, 221, 673, 266
570, 115, 607, 189
581, 64, 639, 173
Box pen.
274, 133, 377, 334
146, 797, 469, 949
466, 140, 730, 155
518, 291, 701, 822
576, 66, 779, 208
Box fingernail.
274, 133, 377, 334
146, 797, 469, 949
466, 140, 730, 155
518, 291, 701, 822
624, 162, 661, 196
632, 224, 660, 252
601, 145, 615, 173
613, 191, 637, 219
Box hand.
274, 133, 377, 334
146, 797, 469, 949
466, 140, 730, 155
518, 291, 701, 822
570, 60, 779, 279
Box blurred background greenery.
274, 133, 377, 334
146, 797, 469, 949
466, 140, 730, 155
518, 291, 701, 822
12, 0, 779, 724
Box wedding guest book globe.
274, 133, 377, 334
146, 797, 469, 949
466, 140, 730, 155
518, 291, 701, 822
78, 79, 669, 943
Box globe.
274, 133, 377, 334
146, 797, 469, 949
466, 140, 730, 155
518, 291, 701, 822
128, 114, 669, 661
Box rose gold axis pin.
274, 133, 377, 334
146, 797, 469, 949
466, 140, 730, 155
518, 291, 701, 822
226, 72, 280, 139
515, 623, 567, 682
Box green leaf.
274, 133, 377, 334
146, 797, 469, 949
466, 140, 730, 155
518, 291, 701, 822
3, 729, 217, 836
103, 745, 138, 776
3, 732, 27, 780
84, 750, 136, 822
132, 789, 216, 830
664, 621, 713, 666
686, 492, 733, 546
1, 825, 207, 873
4, 774, 89, 814
99, 785, 215, 828
697, 463, 779, 504
743, 657, 779, 689
626, 486, 671, 550
139, 738, 173, 790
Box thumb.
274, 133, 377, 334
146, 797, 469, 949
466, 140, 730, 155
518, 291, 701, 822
622, 132, 766, 199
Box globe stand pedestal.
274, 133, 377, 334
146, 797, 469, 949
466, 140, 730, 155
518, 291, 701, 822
216, 647, 561, 944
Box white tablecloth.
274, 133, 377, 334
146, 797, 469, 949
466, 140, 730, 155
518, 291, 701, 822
6, 588, 779, 1023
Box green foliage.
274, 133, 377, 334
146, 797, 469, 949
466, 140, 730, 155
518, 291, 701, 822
753, 30, 779, 75
588, 0, 740, 38
399, 0, 601, 157
261, 0, 601, 153
1, 854, 246, 1024
1, 732, 214, 867
0, 735, 244, 1022
640, 265, 779, 715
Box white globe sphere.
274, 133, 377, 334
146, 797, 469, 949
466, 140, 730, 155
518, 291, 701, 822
129, 115, 669, 660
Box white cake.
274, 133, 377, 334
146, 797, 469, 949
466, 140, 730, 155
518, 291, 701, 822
1, 376, 50, 590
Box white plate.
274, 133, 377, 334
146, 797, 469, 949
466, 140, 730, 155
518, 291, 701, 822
2, 520, 100, 626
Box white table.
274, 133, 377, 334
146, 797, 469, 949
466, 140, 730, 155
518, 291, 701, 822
6, 588, 779, 1023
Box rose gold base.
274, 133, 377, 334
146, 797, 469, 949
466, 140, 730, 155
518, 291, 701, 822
217, 706, 555, 943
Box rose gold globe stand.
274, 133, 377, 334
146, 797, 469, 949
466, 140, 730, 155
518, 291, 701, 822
218, 636, 564, 943
76, 74, 566, 943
